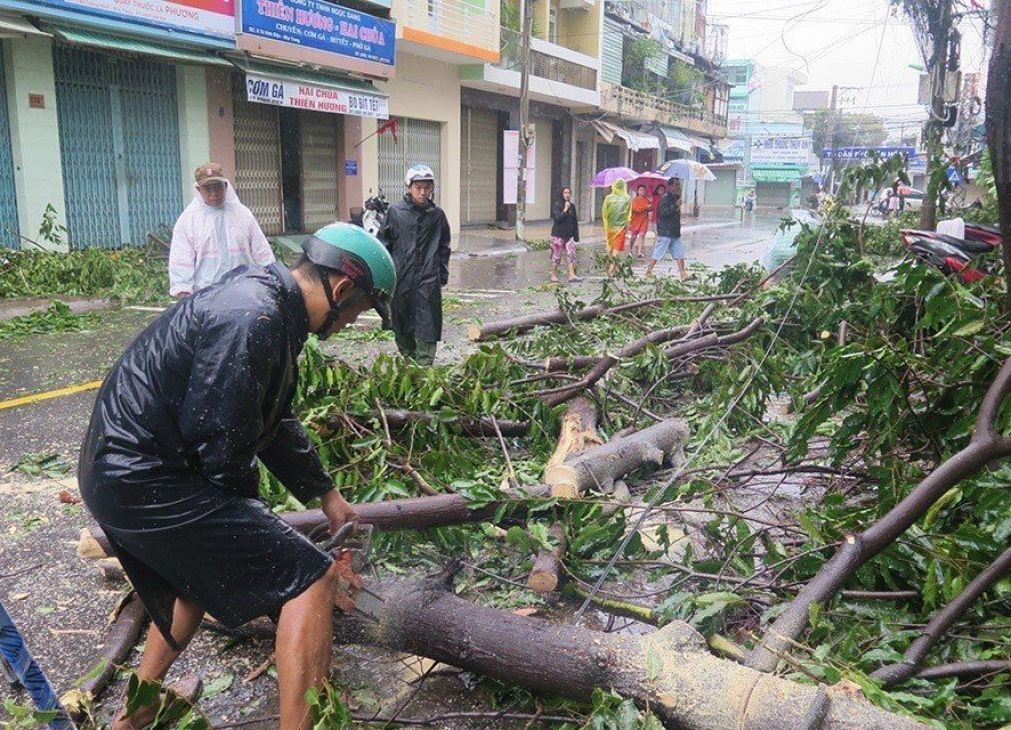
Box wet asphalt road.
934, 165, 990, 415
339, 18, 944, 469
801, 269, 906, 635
0, 213, 778, 470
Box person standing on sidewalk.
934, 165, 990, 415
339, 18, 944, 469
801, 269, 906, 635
549, 187, 582, 284
169, 162, 275, 299
601, 178, 631, 276
379, 164, 452, 366
645, 178, 686, 280
628, 185, 653, 259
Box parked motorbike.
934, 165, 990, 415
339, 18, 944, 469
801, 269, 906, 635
900, 222, 1001, 283
361, 191, 389, 237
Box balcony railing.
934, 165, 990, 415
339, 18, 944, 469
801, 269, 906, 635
399, 0, 499, 55
600, 82, 728, 138
499, 28, 597, 91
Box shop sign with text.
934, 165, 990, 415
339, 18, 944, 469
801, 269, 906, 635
246, 75, 389, 119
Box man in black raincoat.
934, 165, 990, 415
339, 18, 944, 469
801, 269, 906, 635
78, 224, 397, 730
379, 163, 452, 365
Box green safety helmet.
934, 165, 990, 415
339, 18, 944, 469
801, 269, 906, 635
302, 223, 396, 336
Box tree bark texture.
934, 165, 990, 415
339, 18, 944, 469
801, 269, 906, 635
985, 0, 1011, 309
335, 576, 927, 730
546, 418, 688, 498
748, 358, 1011, 672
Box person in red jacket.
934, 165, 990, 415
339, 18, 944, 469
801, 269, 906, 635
628, 184, 653, 258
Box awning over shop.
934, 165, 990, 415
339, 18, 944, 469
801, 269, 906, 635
46, 25, 232, 66
232, 60, 389, 120
660, 127, 693, 154
752, 167, 804, 183
591, 120, 660, 151
688, 135, 712, 151
0, 14, 49, 38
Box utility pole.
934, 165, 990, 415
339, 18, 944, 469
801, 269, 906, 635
826, 84, 840, 195
515, 0, 533, 244
921, 0, 955, 230
985, 0, 1011, 308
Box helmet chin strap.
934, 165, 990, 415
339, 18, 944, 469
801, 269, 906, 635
316, 267, 364, 340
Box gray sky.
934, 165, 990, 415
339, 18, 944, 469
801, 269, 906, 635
709, 0, 991, 139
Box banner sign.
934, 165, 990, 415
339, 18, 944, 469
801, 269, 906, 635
240, 0, 395, 67
246, 74, 389, 119
750, 136, 812, 166
25, 0, 235, 40
820, 146, 917, 161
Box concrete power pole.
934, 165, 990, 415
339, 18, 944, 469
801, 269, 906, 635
827, 84, 840, 194
921, 0, 955, 230
515, 0, 534, 244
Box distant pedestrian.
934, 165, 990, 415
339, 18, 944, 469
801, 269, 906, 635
645, 178, 686, 280
650, 184, 666, 233
379, 164, 452, 366
169, 162, 274, 299
601, 179, 631, 276
743, 189, 756, 215
887, 189, 900, 219
549, 187, 582, 284
629, 185, 653, 258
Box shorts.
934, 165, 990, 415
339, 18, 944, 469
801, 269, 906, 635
652, 236, 685, 261
606, 227, 627, 253
94, 494, 333, 647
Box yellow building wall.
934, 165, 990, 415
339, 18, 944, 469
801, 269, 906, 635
558, 1, 602, 58
369, 52, 462, 232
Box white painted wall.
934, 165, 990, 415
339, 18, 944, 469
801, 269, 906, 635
4, 36, 67, 250
529, 118, 553, 220
176, 65, 210, 202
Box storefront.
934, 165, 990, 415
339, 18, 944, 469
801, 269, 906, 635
752, 168, 802, 209
377, 116, 442, 202
705, 164, 739, 207
231, 65, 388, 235
0, 43, 18, 248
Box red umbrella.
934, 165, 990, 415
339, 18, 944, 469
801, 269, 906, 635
629, 171, 667, 193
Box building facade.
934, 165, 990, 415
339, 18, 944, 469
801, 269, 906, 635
0, 0, 730, 249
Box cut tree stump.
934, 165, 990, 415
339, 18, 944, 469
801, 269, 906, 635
546, 418, 688, 498
528, 525, 567, 593
335, 574, 927, 730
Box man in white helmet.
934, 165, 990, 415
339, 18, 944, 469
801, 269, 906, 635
378, 164, 452, 365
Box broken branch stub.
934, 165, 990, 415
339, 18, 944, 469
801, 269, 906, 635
748, 358, 1011, 673
546, 418, 688, 498
335, 576, 926, 730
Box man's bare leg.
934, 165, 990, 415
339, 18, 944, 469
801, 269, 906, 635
275, 561, 341, 730
113, 597, 204, 729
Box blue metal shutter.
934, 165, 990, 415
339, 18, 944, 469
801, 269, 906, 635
0, 48, 19, 249
54, 47, 181, 248
119, 59, 182, 244
602, 18, 624, 85
54, 47, 120, 248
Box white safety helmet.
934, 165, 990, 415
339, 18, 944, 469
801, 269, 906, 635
405, 164, 436, 187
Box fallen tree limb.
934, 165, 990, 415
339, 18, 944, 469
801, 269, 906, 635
914, 660, 1011, 681
871, 545, 1011, 687
747, 358, 1011, 673
663, 316, 765, 359
546, 418, 688, 497
469, 298, 664, 342
62, 593, 148, 716
528, 524, 568, 594
335, 574, 927, 729
351, 409, 529, 437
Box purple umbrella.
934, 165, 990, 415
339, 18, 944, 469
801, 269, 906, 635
591, 166, 639, 188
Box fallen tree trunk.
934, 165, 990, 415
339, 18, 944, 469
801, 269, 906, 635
748, 358, 1011, 673
468, 298, 665, 342
547, 418, 688, 497
61, 593, 148, 716
871, 545, 1011, 687
349, 409, 529, 437
336, 574, 927, 729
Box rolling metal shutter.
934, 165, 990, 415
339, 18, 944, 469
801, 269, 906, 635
54, 46, 181, 248
460, 106, 498, 225
706, 168, 737, 206
602, 18, 624, 85
232, 85, 283, 236
299, 111, 341, 231
378, 117, 442, 200
756, 181, 791, 209
0, 49, 18, 248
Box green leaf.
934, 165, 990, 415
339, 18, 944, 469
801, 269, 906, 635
202, 673, 234, 699
952, 320, 985, 337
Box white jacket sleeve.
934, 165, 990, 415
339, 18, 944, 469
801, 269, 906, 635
168, 216, 196, 296
247, 210, 275, 267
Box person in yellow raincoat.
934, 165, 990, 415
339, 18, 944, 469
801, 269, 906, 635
601, 178, 631, 275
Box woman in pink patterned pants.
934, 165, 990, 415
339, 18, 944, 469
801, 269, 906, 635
549, 187, 582, 283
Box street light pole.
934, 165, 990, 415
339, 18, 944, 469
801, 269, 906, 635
515, 0, 533, 245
